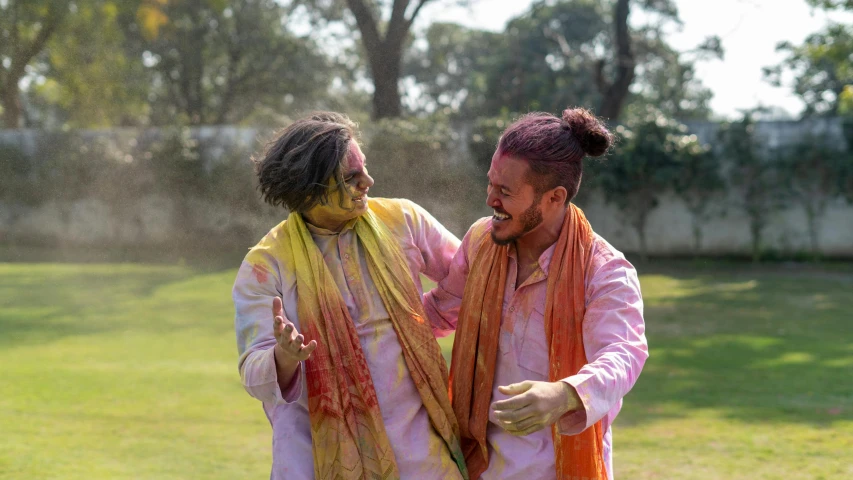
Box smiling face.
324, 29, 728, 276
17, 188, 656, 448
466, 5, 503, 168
486, 151, 546, 246
302, 140, 374, 231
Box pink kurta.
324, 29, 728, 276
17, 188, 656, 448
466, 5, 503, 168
234, 198, 462, 480
425, 217, 648, 480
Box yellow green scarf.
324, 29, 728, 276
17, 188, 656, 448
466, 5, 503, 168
280, 199, 468, 479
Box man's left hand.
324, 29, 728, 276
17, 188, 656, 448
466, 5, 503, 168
491, 381, 583, 436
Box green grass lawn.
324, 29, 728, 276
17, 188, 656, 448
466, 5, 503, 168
1, 260, 852, 479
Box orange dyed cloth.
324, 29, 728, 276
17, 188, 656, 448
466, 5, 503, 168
450, 205, 608, 480
271, 199, 467, 479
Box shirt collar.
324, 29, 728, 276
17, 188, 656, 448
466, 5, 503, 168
304, 217, 358, 236
506, 241, 557, 276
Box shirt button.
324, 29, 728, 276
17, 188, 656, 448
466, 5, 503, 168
509, 306, 515, 312
344, 254, 350, 260
348, 276, 355, 282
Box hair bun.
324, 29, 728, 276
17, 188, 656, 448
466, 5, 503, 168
561, 107, 612, 157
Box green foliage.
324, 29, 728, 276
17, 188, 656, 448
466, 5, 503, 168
625, 30, 722, 121
0, 1, 150, 128
39, 2, 149, 128
777, 133, 849, 260
717, 114, 787, 262
364, 116, 455, 191
0, 0, 67, 127
480, 0, 608, 115
404, 22, 506, 118
764, 24, 853, 117
593, 109, 697, 259
30, 132, 109, 205
0, 143, 38, 206
0, 128, 265, 246
806, 0, 853, 9
2, 0, 331, 128
122, 0, 331, 126
468, 115, 514, 171
145, 127, 205, 197
407, 0, 718, 122
364, 116, 486, 234
841, 118, 853, 202
671, 134, 724, 256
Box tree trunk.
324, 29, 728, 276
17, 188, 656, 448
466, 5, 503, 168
596, 0, 635, 120
804, 202, 822, 262
369, 49, 403, 120
634, 212, 649, 262
347, 0, 421, 120
750, 218, 762, 263
1, 84, 23, 128
692, 218, 703, 259
2, 0, 62, 128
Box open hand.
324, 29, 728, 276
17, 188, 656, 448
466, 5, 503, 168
272, 296, 317, 363
491, 380, 582, 436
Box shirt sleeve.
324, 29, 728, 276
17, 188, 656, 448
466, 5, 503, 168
557, 248, 648, 435
407, 200, 461, 283
422, 223, 475, 338
233, 251, 303, 405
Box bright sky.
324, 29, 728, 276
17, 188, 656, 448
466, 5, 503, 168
419, 0, 853, 119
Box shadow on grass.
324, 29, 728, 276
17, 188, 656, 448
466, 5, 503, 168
622, 266, 853, 428
0, 264, 204, 348
3, 256, 852, 429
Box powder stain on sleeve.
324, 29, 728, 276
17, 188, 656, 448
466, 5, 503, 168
252, 263, 272, 284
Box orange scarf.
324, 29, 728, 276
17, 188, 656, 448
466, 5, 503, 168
281, 200, 468, 479
449, 204, 607, 479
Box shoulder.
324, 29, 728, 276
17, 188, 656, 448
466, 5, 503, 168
243, 218, 290, 273
585, 233, 640, 299
367, 197, 410, 226
367, 197, 416, 243
461, 216, 494, 258
368, 197, 440, 238
590, 234, 625, 269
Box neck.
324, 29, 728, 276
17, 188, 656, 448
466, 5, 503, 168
515, 206, 567, 264
302, 211, 348, 233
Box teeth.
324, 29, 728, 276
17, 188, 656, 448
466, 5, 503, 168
493, 210, 509, 220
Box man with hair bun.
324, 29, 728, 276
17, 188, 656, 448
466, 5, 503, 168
425, 107, 648, 480
233, 111, 468, 480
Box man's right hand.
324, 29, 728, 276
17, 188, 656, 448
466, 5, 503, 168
272, 297, 318, 366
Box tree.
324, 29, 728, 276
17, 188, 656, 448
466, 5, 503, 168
0, 0, 65, 128
298, 0, 458, 120
596, 0, 634, 119
717, 114, 785, 263
36, 2, 149, 127
404, 21, 504, 117
625, 31, 722, 121
777, 135, 848, 261
408, 0, 720, 122
806, 0, 853, 9
593, 109, 687, 261
122, 0, 331, 125
764, 24, 853, 117
842, 118, 853, 203
480, 0, 609, 116
671, 137, 724, 257
1, 1, 160, 128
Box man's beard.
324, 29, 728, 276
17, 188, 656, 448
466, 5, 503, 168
491, 197, 544, 246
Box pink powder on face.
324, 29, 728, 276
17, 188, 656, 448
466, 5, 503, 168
345, 141, 366, 171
